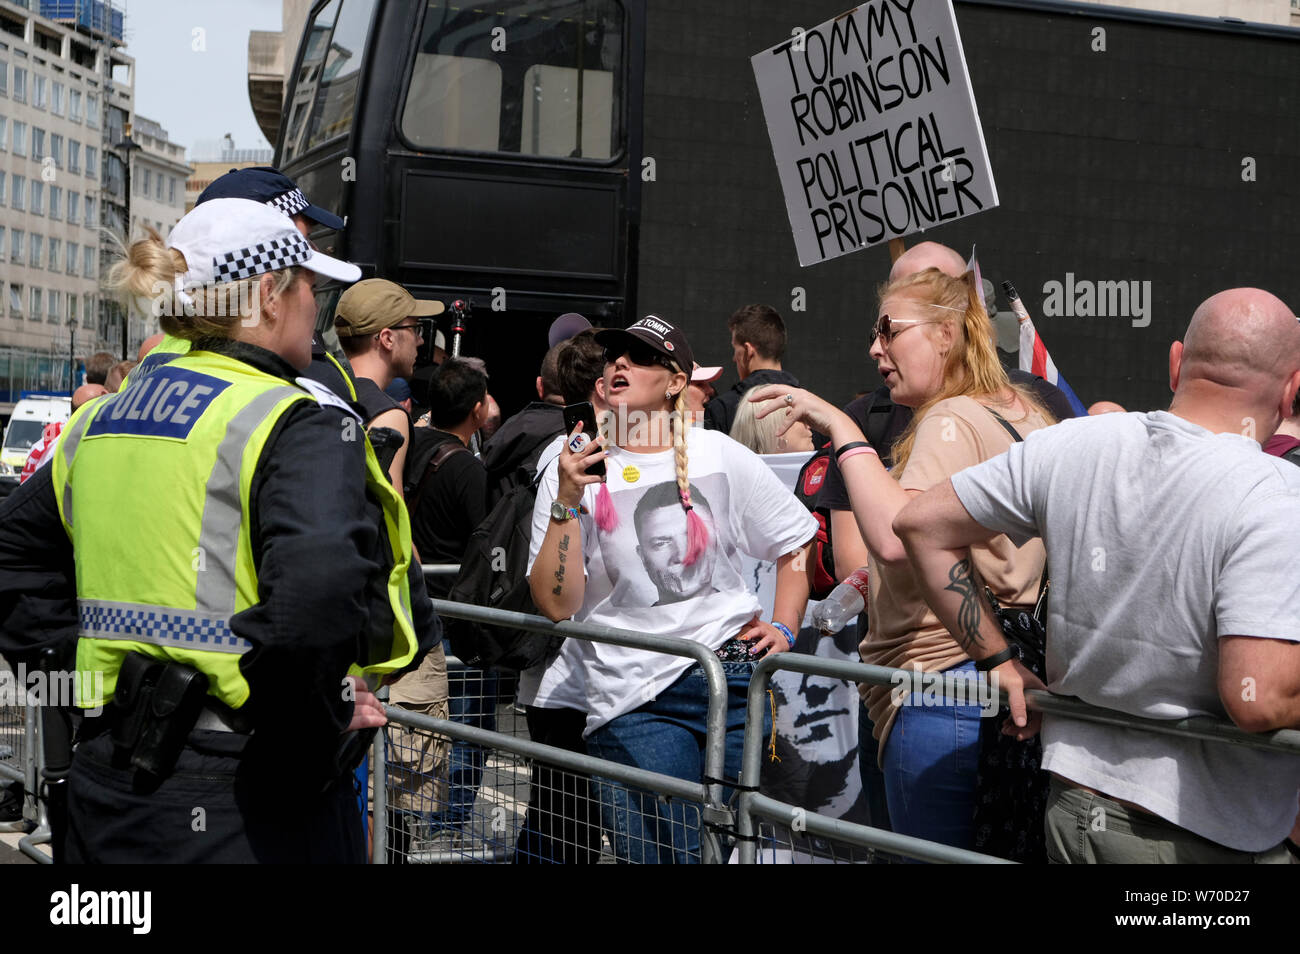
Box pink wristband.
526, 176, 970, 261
837, 446, 879, 464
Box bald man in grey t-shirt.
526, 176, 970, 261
895, 287, 1300, 862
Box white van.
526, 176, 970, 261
1, 396, 72, 473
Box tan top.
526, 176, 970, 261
859, 395, 1050, 759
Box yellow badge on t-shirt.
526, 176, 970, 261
622, 465, 640, 483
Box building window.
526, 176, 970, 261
51, 80, 64, 115
49, 185, 61, 220
68, 192, 79, 222
84, 195, 96, 228
50, 133, 62, 166
0, 227, 5, 259
84, 293, 94, 329
30, 234, 43, 267
141, 168, 151, 196
13, 66, 25, 103
31, 127, 45, 159
0, 59, 7, 96
48, 237, 60, 270
30, 181, 43, 216
30, 287, 42, 319
12, 121, 26, 157
168, 176, 177, 204
48, 289, 60, 322
11, 175, 24, 211
69, 88, 81, 121
155, 173, 163, 201
85, 145, 97, 178
9, 284, 22, 318
86, 92, 100, 128
83, 245, 94, 278
68, 140, 81, 173
68, 294, 77, 325
33, 74, 46, 109
10, 229, 22, 263
66, 241, 77, 275
0, 116, 6, 150
0, 171, 5, 206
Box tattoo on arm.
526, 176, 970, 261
552, 534, 571, 596
943, 557, 983, 652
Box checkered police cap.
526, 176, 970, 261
213, 233, 312, 283
166, 199, 361, 289
268, 187, 309, 219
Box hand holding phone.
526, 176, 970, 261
562, 402, 607, 479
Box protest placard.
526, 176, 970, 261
752, 1, 998, 266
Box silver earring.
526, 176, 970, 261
665, 390, 672, 400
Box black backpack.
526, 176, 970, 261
441, 468, 561, 670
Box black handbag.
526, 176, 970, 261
971, 408, 1051, 863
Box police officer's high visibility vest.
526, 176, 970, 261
49, 349, 417, 710
126, 331, 192, 385
128, 332, 358, 402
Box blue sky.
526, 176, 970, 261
121, 0, 284, 158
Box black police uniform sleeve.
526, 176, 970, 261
0, 467, 77, 671
237, 401, 378, 781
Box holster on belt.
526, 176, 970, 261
111, 652, 210, 779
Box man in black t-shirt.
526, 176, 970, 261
408, 359, 499, 838
335, 279, 445, 491
408, 360, 490, 593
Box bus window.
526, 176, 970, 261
283, 0, 378, 162
401, 0, 624, 162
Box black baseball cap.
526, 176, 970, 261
595, 315, 694, 374
196, 166, 345, 230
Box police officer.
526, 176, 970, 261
132, 166, 357, 401
0, 199, 440, 862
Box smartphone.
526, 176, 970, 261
562, 401, 606, 479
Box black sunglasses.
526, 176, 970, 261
604, 342, 675, 370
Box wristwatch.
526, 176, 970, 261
550, 501, 582, 522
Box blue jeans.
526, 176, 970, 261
585, 661, 764, 864
881, 660, 982, 858
432, 640, 499, 830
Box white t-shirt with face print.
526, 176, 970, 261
525, 427, 818, 736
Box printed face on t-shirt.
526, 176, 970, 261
634, 498, 719, 604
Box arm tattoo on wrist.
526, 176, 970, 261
943, 557, 983, 651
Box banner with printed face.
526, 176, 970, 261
751, 0, 998, 266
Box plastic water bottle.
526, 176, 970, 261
811, 568, 871, 635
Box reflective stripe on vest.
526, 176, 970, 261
78, 597, 253, 654
194, 384, 301, 614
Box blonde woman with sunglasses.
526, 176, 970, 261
751, 267, 1055, 856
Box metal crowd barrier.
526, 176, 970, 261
372, 592, 734, 864
736, 653, 1300, 864
408, 576, 1300, 865
0, 665, 54, 863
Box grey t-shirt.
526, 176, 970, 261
952, 410, 1300, 852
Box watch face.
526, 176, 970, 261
551, 501, 570, 520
